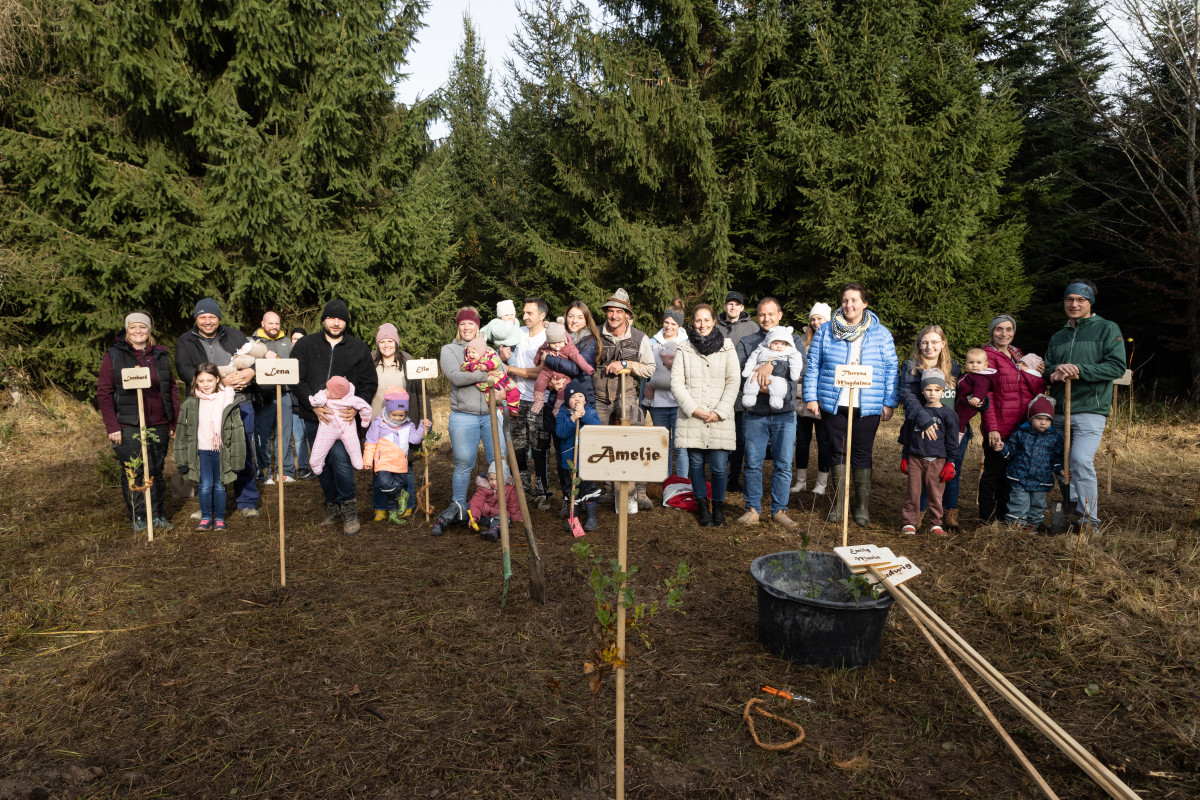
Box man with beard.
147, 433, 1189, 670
252, 310, 294, 484
292, 300, 378, 536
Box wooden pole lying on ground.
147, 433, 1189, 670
136, 386, 154, 543
276, 384, 286, 587
615, 478, 630, 800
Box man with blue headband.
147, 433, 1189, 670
1043, 279, 1126, 533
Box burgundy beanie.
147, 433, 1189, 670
326, 376, 351, 400
1027, 394, 1055, 420
456, 307, 482, 327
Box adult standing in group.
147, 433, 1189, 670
978, 314, 1046, 525
793, 303, 832, 496
670, 303, 740, 526
717, 290, 760, 492
734, 297, 805, 528
98, 311, 180, 532
898, 325, 965, 531
544, 300, 601, 513
594, 288, 657, 511
804, 283, 899, 527
1044, 279, 1126, 532
505, 298, 553, 510
175, 298, 259, 518
646, 302, 688, 478
292, 300, 377, 536
252, 311, 293, 485
370, 323, 418, 419
289, 328, 311, 478
433, 307, 505, 536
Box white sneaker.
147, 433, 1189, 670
629, 496, 638, 515
282, 475, 296, 483
264, 477, 276, 485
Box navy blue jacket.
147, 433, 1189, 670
544, 335, 599, 405
899, 403, 960, 462
1002, 423, 1065, 491
734, 328, 805, 416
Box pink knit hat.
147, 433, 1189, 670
376, 323, 399, 349
326, 376, 350, 400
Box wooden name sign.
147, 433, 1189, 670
835, 544, 896, 571
406, 358, 440, 380
120, 367, 151, 390
865, 556, 922, 588
834, 364, 874, 388
578, 426, 670, 483
1113, 369, 1132, 386
255, 358, 300, 385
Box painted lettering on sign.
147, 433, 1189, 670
577, 426, 670, 482
866, 556, 922, 587
835, 545, 895, 570
834, 364, 875, 389
120, 367, 151, 390
587, 446, 663, 464
406, 358, 440, 380
255, 358, 300, 386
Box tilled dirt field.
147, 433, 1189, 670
1, 395, 1198, 799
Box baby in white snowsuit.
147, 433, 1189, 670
742, 326, 805, 410
307, 376, 372, 474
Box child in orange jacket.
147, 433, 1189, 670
363, 388, 430, 524
468, 461, 523, 542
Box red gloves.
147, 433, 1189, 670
900, 458, 908, 474
939, 462, 956, 482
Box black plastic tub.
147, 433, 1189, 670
750, 550, 894, 668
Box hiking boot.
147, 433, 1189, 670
812, 471, 829, 495
635, 484, 653, 511
712, 502, 727, 527
240, 507, 259, 519
697, 499, 713, 527
374, 510, 387, 522
342, 500, 360, 537
152, 517, 175, 531
736, 508, 760, 526
851, 468, 872, 527
481, 525, 501, 542
773, 510, 798, 530
132, 518, 147, 532
388, 510, 407, 525
583, 501, 599, 532
826, 465, 846, 523
320, 503, 342, 527
944, 508, 959, 533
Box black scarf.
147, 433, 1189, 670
687, 326, 725, 356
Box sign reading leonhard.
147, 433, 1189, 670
255, 358, 300, 386
578, 426, 670, 483
120, 367, 151, 390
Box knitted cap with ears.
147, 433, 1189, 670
765, 326, 794, 346
545, 321, 567, 344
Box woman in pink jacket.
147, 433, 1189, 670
978, 315, 1046, 525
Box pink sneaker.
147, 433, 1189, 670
214, 520, 227, 532
931, 525, 948, 537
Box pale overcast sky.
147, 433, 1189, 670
396, 0, 600, 139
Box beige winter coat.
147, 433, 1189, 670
670, 337, 740, 450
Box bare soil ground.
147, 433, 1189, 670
1, 391, 1198, 799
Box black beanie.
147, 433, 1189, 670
321, 299, 350, 324
193, 297, 222, 319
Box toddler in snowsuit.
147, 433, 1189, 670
462, 332, 521, 418
742, 327, 805, 410
363, 387, 430, 524
217, 340, 270, 380
899, 369, 960, 535
532, 322, 595, 415
555, 379, 602, 532
479, 299, 519, 347
468, 461, 523, 542
1002, 395, 1065, 531
307, 376, 372, 475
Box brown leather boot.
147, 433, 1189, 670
945, 507, 959, 533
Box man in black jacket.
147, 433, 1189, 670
175, 298, 260, 517
292, 299, 378, 536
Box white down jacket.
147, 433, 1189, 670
669, 336, 740, 450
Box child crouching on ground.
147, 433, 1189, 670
174, 362, 247, 532
900, 369, 960, 536
1002, 395, 1065, 532
363, 387, 430, 525
555, 379, 601, 532
468, 461, 523, 542
307, 376, 372, 474
742, 327, 804, 410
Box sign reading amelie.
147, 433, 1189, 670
577, 426, 670, 482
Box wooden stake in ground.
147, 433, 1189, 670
833, 364, 873, 547
120, 367, 154, 542
615, 478, 630, 800
499, 407, 546, 603
405, 358, 440, 523
256, 357, 299, 587
1108, 370, 1132, 496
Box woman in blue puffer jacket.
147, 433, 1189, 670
803, 282, 900, 526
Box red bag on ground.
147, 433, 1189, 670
661, 475, 710, 512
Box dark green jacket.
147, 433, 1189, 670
174, 397, 247, 484
1043, 314, 1126, 417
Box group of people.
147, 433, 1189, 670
97, 279, 1125, 538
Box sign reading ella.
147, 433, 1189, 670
578, 426, 670, 482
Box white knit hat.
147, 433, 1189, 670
496, 299, 516, 318
809, 302, 832, 321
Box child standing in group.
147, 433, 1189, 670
531, 322, 594, 415
900, 369, 960, 536
1002, 395, 1065, 532
555, 379, 602, 532
308, 376, 372, 474
468, 461, 523, 542
363, 387, 431, 524
955, 348, 995, 435
741, 327, 805, 410
174, 362, 247, 532
461, 332, 521, 417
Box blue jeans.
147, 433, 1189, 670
1054, 412, 1107, 525
743, 413, 796, 514
373, 470, 415, 512
649, 406, 688, 477
922, 426, 970, 511
449, 411, 499, 506
292, 412, 309, 470
688, 449, 729, 502
254, 394, 295, 478
198, 449, 227, 521
304, 419, 357, 504
1006, 488, 1047, 526
232, 402, 259, 510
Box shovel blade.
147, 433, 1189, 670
569, 517, 585, 538
529, 555, 546, 605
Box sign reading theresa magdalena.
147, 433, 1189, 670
578, 426, 670, 483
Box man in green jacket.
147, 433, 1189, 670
1043, 279, 1126, 532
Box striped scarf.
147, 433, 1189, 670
830, 309, 872, 342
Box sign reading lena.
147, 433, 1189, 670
578, 426, 670, 482
255, 358, 300, 386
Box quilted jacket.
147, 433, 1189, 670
1002, 422, 1065, 491
981, 345, 1046, 439
803, 312, 899, 415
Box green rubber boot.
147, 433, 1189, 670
826, 465, 846, 523
852, 468, 873, 527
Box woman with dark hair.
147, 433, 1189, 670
978, 314, 1046, 525
670, 303, 740, 526
646, 300, 689, 478
97, 310, 180, 532
803, 282, 899, 526
544, 300, 601, 514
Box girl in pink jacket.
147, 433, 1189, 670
468, 461, 523, 542
308, 376, 372, 475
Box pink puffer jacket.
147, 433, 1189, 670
981, 344, 1047, 439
